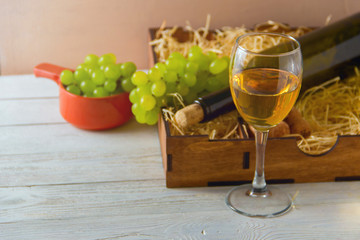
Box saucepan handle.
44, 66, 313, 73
33, 63, 72, 84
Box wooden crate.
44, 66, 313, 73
149, 27, 360, 188
158, 114, 360, 188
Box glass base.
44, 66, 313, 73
225, 184, 293, 218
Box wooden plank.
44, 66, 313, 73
0, 98, 65, 126
0, 75, 58, 99
0, 181, 359, 239
0, 121, 164, 186
0, 150, 164, 187
0, 119, 156, 156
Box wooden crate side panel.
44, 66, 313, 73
163, 133, 360, 187
157, 114, 169, 173
166, 137, 255, 187
265, 136, 360, 182
148, 29, 157, 68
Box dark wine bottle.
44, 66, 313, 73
175, 12, 360, 127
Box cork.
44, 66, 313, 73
285, 108, 312, 138
174, 103, 205, 128
268, 121, 291, 138
249, 121, 290, 138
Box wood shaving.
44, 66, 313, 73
296, 68, 360, 155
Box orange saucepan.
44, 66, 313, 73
34, 63, 133, 130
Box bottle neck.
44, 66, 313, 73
195, 88, 235, 122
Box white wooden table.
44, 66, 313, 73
1, 74, 360, 240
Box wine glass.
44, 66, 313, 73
226, 32, 302, 217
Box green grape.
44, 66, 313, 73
76, 63, 87, 70
205, 76, 222, 92
135, 110, 147, 124
104, 80, 117, 92
188, 51, 202, 63
169, 52, 186, 61
83, 92, 94, 98
86, 66, 102, 78
183, 73, 197, 87
178, 59, 187, 73
121, 62, 137, 77
106, 77, 118, 82
165, 58, 184, 72
188, 45, 202, 55
93, 87, 109, 97
198, 54, 211, 71
154, 62, 167, 73
66, 85, 81, 95
131, 71, 148, 86
183, 91, 198, 105
121, 78, 136, 92
187, 52, 199, 62
74, 69, 90, 84
84, 54, 99, 66
132, 102, 147, 124
136, 83, 152, 96
222, 56, 230, 65
176, 82, 190, 96
151, 80, 166, 97
177, 69, 185, 79
104, 64, 121, 79
140, 94, 156, 111
129, 88, 140, 103
192, 76, 207, 93
145, 108, 159, 125
80, 80, 96, 94
188, 50, 209, 71
87, 65, 99, 76
185, 61, 199, 74
198, 69, 209, 78
209, 58, 228, 75
131, 102, 142, 115
156, 96, 167, 108
91, 69, 106, 85
60, 70, 74, 86
166, 82, 177, 93
106, 53, 117, 63
207, 51, 218, 62
148, 67, 163, 82
111, 87, 124, 95
164, 70, 177, 83
99, 65, 107, 71
197, 70, 209, 79
98, 53, 116, 66
216, 70, 229, 87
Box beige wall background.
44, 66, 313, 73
0, 0, 359, 75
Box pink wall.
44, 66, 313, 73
0, 0, 359, 75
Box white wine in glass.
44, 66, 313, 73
226, 32, 302, 217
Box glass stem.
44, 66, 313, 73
252, 129, 269, 192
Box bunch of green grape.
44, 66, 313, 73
60, 53, 137, 97
130, 45, 230, 125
